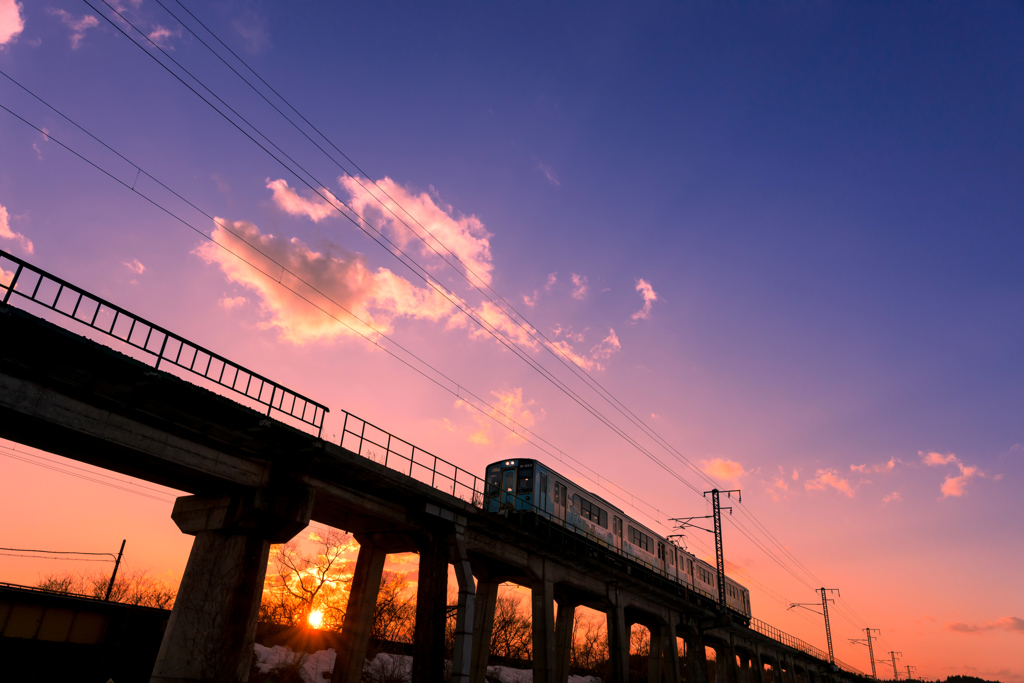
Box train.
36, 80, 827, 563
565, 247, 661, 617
483, 458, 752, 620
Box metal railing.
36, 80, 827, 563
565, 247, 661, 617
339, 411, 486, 506
750, 619, 863, 674
0, 250, 327, 435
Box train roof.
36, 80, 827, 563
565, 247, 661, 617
486, 458, 625, 515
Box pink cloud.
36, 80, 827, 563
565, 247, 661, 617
850, 458, 897, 473
571, 273, 588, 300
147, 25, 181, 48
630, 278, 658, 320
47, 8, 99, 49
590, 329, 621, 361
219, 296, 247, 310
545, 273, 557, 290
266, 178, 340, 223
457, 387, 541, 445
522, 291, 537, 307
0, 202, 33, 253
764, 470, 789, 502
0, 0, 24, 48
804, 469, 855, 497
946, 617, 1024, 634
534, 162, 560, 186
882, 491, 902, 504
941, 463, 978, 498
920, 451, 958, 466
195, 219, 453, 344
338, 176, 494, 287
123, 259, 145, 275
701, 458, 747, 481
791, 468, 799, 481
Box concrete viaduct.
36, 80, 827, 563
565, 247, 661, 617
0, 253, 867, 683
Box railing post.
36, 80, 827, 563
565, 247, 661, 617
2, 264, 23, 304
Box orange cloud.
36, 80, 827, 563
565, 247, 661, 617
123, 259, 145, 275
804, 469, 855, 497
195, 219, 453, 344
882, 491, 902, 504
941, 463, 978, 498
219, 296, 247, 310
851, 458, 897, 473
631, 278, 658, 320
0, 202, 33, 253
339, 176, 494, 287
701, 458, 747, 481
946, 617, 1024, 634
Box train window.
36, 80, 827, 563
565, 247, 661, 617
486, 466, 500, 495
669, 549, 675, 566
502, 470, 515, 493
628, 526, 653, 552
577, 496, 608, 528
687, 559, 694, 575
518, 474, 533, 493
613, 517, 623, 537
657, 543, 665, 560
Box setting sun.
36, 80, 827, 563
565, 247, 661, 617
307, 610, 324, 629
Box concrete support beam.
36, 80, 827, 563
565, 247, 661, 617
151, 487, 313, 683
449, 533, 476, 683
650, 625, 665, 683
663, 614, 683, 683
554, 597, 578, 683
532, 578, 557, 683
331, 537, 388, 683
606, 603, 630, 683
715, 643, 740, 683
411, 531, 450, 683
469, 580, 499, 683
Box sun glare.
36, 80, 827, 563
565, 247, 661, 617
307, 610, 324, 629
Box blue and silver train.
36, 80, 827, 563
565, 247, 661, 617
484, 458, 752, 619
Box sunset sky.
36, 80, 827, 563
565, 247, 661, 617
1, 1, 1022, 679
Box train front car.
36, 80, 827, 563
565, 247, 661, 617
484, 459, 546, 514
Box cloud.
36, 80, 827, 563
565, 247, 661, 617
0, 202, 33, 253
919, 451, 984, 498
804, 469, 855, 497
571, 273, 588, 300
457, 387, 541, 445
266, 178, 340, 223
920, 451, 958, 466
590, 328, 621, 361
194, 218, 454, 344
941, 463, 978, 498
946, 617, 1024, 634
534, 161, 560, 186
47, 8, 99, 49
882, 491, 902, 504
522, 291, 537, 307
791, 468, 799, 481
123, 259, 145, 274
631, 278, 658, 320
765, 469, 790, 501
701, 458, 747, 481
219, 296, 247, 310
147, 25, 181, 48
545, 273, 557, 290
851, 458, 897, 474
339, 176, 494, 287
0, 0, 24, 48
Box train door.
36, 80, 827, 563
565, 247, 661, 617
501, 468, 516, 507
539, 473, 549, 514
553, 481, 567, 522
613, 516, 623, 551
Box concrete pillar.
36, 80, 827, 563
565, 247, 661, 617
151, 487, 313, 683
649, 625, 664, 683
331, 537, 388, 683
715, 643, 739, 683
469, 580, 499, 683
532, 578, 557, 683
682, 630, 709, 683
554, 598, 577, 683
737, 652, 752, 683
606, 603, 630, 683
411, 531, 450, 683
663, 613, 683, 683
449, 533, 476, 683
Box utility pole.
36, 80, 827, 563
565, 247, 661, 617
104, 539, 125, 602
790, 588, 839, 666
849, 627, 881, 679
888, 651, 902, 680
705, 488, 740, 611
671, 488, 740, 613
905, 665, 916, 680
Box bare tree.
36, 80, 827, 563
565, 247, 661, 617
489, 592, 532, 660
36, 567, 176, 609
570, 610, 608, 672
260, 529, 354, 629
370, 570, 416, 643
